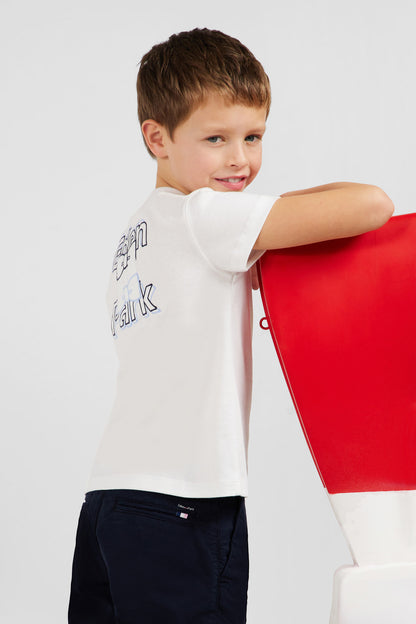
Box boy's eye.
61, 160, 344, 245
245, 134, 261, 143
206, 136, 222, 144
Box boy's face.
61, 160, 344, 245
154, 94, 267, 195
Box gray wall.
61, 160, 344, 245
1, 0, 412, 621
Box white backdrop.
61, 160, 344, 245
1, 0, 414, 622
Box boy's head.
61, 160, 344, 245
136, 28, 271, 194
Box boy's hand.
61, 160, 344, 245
250, 262, 260, 290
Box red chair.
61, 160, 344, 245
258, 213, 416, 623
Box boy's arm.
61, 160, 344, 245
253, 182, 394, 250
279, 181, 369, 198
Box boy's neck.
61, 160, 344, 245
155, 164, 187, 195
155, 169, 171, 190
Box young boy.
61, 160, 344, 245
68, 28, 394, 624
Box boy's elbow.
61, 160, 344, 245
370, 186, 395, 229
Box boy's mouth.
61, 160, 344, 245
214, 176, 247, 191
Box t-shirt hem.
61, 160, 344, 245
86, 473, 248, 499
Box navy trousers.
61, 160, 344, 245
68, 489, 249, 623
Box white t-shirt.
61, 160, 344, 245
87, 186, 278, 498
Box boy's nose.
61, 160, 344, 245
226, 142, 249, 168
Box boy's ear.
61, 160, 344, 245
141, 120, 169, 158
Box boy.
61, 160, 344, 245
68, 28, 394, 624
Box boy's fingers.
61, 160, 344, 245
250, 263, 260, 290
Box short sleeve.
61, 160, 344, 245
184, 188, 279, 273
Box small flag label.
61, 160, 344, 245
176, 502, 196, 520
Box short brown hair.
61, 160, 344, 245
136, 28, 271, 157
